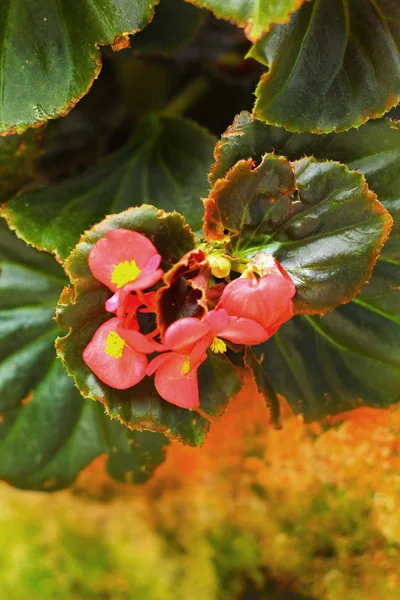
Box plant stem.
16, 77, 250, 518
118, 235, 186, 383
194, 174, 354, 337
161, 76, 209, 118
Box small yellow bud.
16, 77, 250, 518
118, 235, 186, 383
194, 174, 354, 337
208, 254, 231, 279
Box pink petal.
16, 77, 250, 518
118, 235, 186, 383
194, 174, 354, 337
83, 317, 147, 389
128, 268, 163, 292
219, 272, 295, 330
153, 352, 200, 408
141, 253, 162, 275
117, 327, 163, 354
204, 309, 229, 335
88, 229, 159, 292
164, 317, 210, 354
220, 316, 270, 345
147, 352, 173, 377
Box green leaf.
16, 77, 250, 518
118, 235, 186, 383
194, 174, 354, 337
0, 0, 158, 135
0, 130, 41, 202
184, 0, 309, 42
213, 113, 400, 418
56, 206, 222, 446
0, 220, 169, 490
3, 115, 216, 260
204, 152, 392, 314
132, 0, 206, 55
249, 0, 400, 133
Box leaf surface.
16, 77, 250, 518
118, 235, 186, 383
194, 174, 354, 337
3, 115, 215, 259
0, 221, 168, 489
205, 149, 392, 314
213, 113, 400, 418
249, 0, 400, 132
0, 0, 158, 135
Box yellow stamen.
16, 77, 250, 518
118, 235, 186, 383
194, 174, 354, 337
111, 260, 141, 289
181, 356, 191, 375
210, 337, 227, 354
105, 331, 125, 360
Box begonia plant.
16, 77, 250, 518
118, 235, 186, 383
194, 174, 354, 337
0, 0, 399, 490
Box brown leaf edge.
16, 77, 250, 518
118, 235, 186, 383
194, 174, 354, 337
1, 2, 159, 137
184, 0, 310, 42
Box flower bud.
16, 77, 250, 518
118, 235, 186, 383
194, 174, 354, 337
208, 253, 231, 279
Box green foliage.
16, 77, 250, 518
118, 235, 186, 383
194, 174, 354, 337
185, 0, 308, 42
249, 0, 400, 132
0, 0, 399, 488
3, 115, 216, 260
0, 0, 158, 135
205, 152, 391, 314
213, 112, 400, 419
0, 221, 168, 489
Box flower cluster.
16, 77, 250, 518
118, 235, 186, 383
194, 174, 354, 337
83, 229, 296, 408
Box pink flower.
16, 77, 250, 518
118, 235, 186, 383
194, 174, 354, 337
83, 317, 160, 390
218, 255, 295, 335
146, 309, 269, 408
88, 229, 163, 312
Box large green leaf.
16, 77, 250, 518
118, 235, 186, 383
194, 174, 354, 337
56, 206, 241, 445
0, 220, 169, 489
0, 0, 158, 135
184, 0, 309, 42
213, 112, 400, 418
204, 152, 391, 314
3, 115, 215, 260
249, 0, 400, 133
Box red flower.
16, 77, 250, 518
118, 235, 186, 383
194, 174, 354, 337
146, 309, 269, 408
83, 317, 160, 390
218, 255, 295, 335
88, 229, 163, 297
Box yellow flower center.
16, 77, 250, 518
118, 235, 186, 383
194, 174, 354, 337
105, 331, 126, 360
210, 337, 227, 354
181, 356, 191, 375
111, 260, 141, 289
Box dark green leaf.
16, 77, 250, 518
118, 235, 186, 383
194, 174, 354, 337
56, 207, 217, 446
3, 115, 215, 259
214, 113, 400, 418
0, 221, 169, 489
0, 130, 41, 202
184, 0, 308, 42
0, 0, 158, 135
249, 0, 400, 132
132, 0, 206, 55
204, 152, 391, 314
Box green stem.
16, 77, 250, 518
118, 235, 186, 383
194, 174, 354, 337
161, 76, 209, 117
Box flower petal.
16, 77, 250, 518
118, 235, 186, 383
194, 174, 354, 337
221, 316, 270, 345
164, 317, 210, 354
83, 317, 147, 389
88, 229, 159, 292
204, 309, 229, 335
117, 327, 163, 354
153, 352, 201, 408
219, 271, 295, 331
127, 268, 163, 292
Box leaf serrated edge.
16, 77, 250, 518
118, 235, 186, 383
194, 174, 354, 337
184, 0, 310, 42
291, 156, 394, 316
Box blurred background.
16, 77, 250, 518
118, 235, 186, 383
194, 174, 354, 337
2, 376, 400, 600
